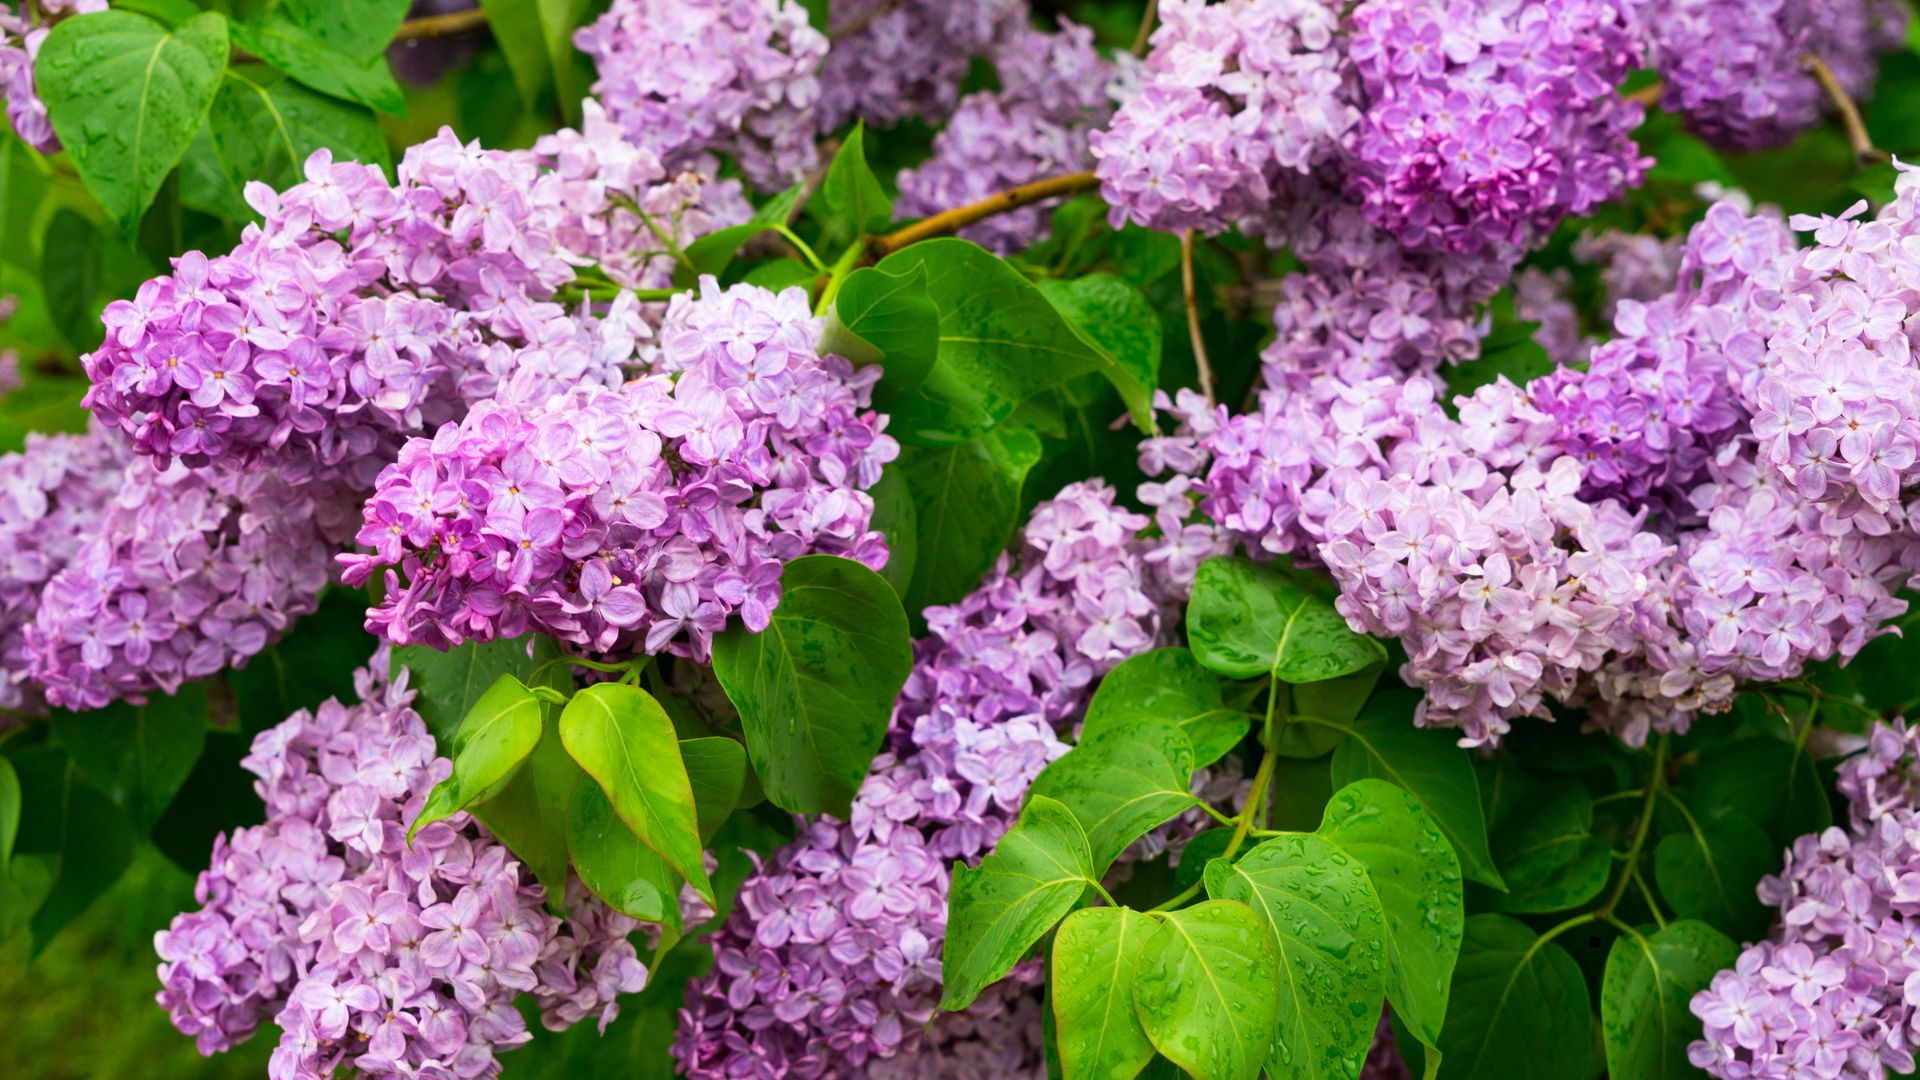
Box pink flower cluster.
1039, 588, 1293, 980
343, 278, 896, 661
818, 0, 1025, 130
155, 660, 652, 1080
0, 1, 106, 153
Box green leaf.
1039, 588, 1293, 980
680, 737, 748, 842
230, 15, 404, 117
1052, 906, 1158, 1080
675, 182, 812, 285
1688, 738, 1832, 847
410, 674, 545, 840
1317, 780, 1464, 1051
38, 10, 229, 235
1187, 556, 1387, 684
1081, 648, 1249, 769
1205, 834, 1388, 1080
1035, 274, 1161, 406
820, 123, 893, 236
1131, 899, 1281, 1080
711, 555, 913, 816
1653, 816, 1774, 942
1601, 921, 1739, 1080
942, 794, 1097, 1011
1330, 692, 1503, 889
1439, 291, 1555, 404
821, 262, 939, 404
280, 0, 411, 58
470, 708, 581, 906
897, 427, 1043, 612
477, 0, 549, 110
208, 66, 389, 202
567, 778, 683, 931
42, 209, 102, 352
1029, 719, 1199, 875
0, 756, 18, 880
1436, 914, 1593, 1080
48, 682, 207, 836
558, 682, 714, 906
1482, 783, 1608, 914
395, 634, 562, 746
873, 239, 1157, 445
9, 747, 139, 954
867, 466, 918, 601
226, 588, 375, 734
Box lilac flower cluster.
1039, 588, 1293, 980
896, 20, 1116, 254
0, 1, 105, 153
674, 480, 1213, 1076
574, 0, 828, 191
817, 0, 1025, 130
343, 278, 896, 661
1647, 0, 1907, 150
1514, 267, 1587, 367
156, 660, 651, 1079
0, 294, 22, 396
1689, 719, 1920, 1077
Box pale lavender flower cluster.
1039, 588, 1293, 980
1687, 720, 1920, 1078
574, 0, 828, 191
1573, 228, 1685, 321
1647, 0, 1907, 150
0, 1, 105, 153
155, 661, 650, 1079
674, 480, 1205, 1077
343, 278, 896, 661
817, 0, 1025, 130
896, 20, 1115, 254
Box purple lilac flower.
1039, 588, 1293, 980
155, 658, 654, 1078
342, 277, 897, 661
1648, 0, 1907, 150
1514, 267, 1587, 368
575, 0, 828, 191
1573, 228, 1685, 321
817, 0, 1025, 130
0, 1, 106, 153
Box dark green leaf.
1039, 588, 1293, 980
680, 737, 748, 842
1688, 738, 1832, 847
38, 10, 229, 235
1206, 834, 1388, 1080
896, 427, 1043, 612
1036, 273, 1161, 406
942, 794, 1096, 1011
9, 747, 139, 954
1317, 779, 1464, 1051
1436, 914, 1593, 1080
867, 466, 918, 601
1131, 899, 1281, 1080
280, 0, 410, 58
1653, 816, 1774, 942
229, 15, 404, 116
711, 555, 913, 816
558, 682, 714, 905
208, 66, 389, 203
821, 262, 939, 404
820, 123, 893, 236
49, 682, 207, 835
1601, 922, 1739, 1080
1439, 291, 1555, 404
226, 588, 375, 734
42, 209, 102, 352
567, 777, 682, 931
873, 239, 1156, 445
1173, 827, 1234, 895
410, 674, 545, 839
394, 634, 563, 746
1483, 784, 1608, 914
1187, 556, 1387, 684
1052, 906, 1158, 1080
1029, 719, 1199, 874
470, 710, 581, 906
0, 756, 18, 879
1081, 648, 1249, 769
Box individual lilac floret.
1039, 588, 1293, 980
817, 0, 1025, 130
155, 660, 651, 1078
343, 278, 897, 661
0, 1, 106, 153
674, 480, 1216, 1076
1648, 0, 1907, 150
575, 0, 828, 190
896, 20, 1116, 254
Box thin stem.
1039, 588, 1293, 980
1199, 803, 1237, 828
614, 195, 696, 277
1592, 788, 1646, 807
1148, 881, 1202, 913
1632, 868, 1668, 930
1598, 734, 1668, 919
815, 241, 864, 315
1624, 81, 1663, 107
1804, 53, 1886, 166
773, 224, 828, 274
1603, 912, 1649, 946
1181, 230, 1218, 410
1222, 745, 1277, 865
870, 171, 1100, 257
1131, 0, 1160, 55
1088, 879, 1120, 907
396, 9, 489, 40
829, 0, 896, 41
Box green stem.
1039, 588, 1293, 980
1147, 881, 1202, 913
1199, 803, 1236, 828
1632, 869, 1668, 931
1597, 734, 1667, 919
772, 224, 828, 273
1088, 879, 1119, 907
815, 241, 864, 316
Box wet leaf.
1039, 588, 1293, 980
1030, 719, 1199, 874
1131, 899, 1281, 1080
943, 795, 1097, 1011
1052, 906, 1158, 1080
1187, 556, 1387, 684
1601, 921, 1738, 1080
1081, 648, 1249, 769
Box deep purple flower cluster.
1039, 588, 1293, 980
1647, 0, 1907, 150
674, 480, 1209, 1076
0, 1, 105, 153
343, 277, 896, 660
896, 20, 1117, 254
574, 0, 828, 191
817, 0, 1025, 130
1689, 719, 1920, 1078
156, 660, 652, 1079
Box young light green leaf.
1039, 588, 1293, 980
897, 427, 1043, 612
1029, 719, 1199, 875
1653, 815, 1774, 942
873, 239, 1156, 445
1329, 691, 1503, 889
942, 795, 1096, 1011
711, 555, 912, 817
680, 737, 748, 842
1187, 556, 1387, 684
1317, 779, 1465, 1051
228, 15, 404, 116
1053, 906, 1158, 1080
1080, 648, 1250, 769
1205, 834, 1388, 1080
821, 262, 939, 404
1601, 921, 1739, 1080
49, 682, 207, 836
567, 777, 684, 932
9, 746, 140, 955
394, 634, 563, 746
1483, 784, 1609, 914
38, 10, 229, 235
1131, 899, 1281, 1080
469, 711, 581, 906
410, 674, 545, 840
558, 682, 714, 906
1436, 915, 1594, 1080
820, 123, 893, 236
